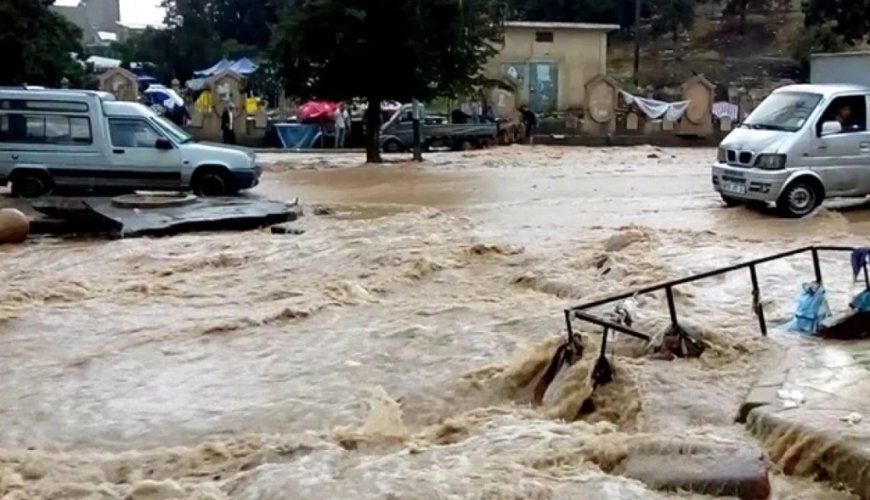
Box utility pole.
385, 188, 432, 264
412, 99, 423, 162
633, 0, 642, 87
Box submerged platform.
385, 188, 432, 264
3, 194, 301, 238
742, 339, 870, 498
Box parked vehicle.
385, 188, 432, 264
712, 84, 870, 218
379, 103, 498, 153
0, 89, 261, 198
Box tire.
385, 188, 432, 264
11, 171, 52, 198
192, 168, 236, 197
720, 194, 743, 207
777, 180, 822, 218
383, 139, 402, 153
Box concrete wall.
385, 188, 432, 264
485, 27, 608, 112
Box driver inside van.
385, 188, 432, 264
835, 104, 865, 133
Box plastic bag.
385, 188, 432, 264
788, 283, 831, 333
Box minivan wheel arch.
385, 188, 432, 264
777, 175, 825, 218
190, 165, 237, 196
10, 168, 53, 198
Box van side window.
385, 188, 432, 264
0, 114, 92, 145
817, 95, 867, 136
109, 119, 163, 148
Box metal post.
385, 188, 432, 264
633, 0, 642, 87
864, 262, 869, 290
665, 286, 678, 328
412, 99, 423, 162
600, 326, 609, 359
750, 264, 767, 337
812, 248, 823, 284
565, 309, 575, 344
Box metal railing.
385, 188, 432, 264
564, 245, 869, 366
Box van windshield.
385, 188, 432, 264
742, 92, 822, 132
153, 116, 193, 144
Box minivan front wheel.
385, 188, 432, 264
11, 171, 52, 198
777, 180, 821, 218
192, 168, 236, 197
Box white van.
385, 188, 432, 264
712, 84, 870, 217
0, 89, 261, 198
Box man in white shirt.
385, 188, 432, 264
334, 104, 346, 148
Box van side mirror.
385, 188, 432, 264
821, 121, 842, 137
155, 138, 173, 150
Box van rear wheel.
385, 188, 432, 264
192, 168, 236, 197
11, 171, 52, 198
777, 180, 821, 218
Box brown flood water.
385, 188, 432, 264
0, 146, 864, 498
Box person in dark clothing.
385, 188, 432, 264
520, 105, 538, 144
221, 104, 237, 145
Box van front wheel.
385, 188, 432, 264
777, 181, 821, 218
192, 168, 236, 197
11, 171, 52, 198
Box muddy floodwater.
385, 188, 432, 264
0, 146, 866, 498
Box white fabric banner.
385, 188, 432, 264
620, 90, 690, 122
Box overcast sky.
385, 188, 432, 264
56, 0, 165, 27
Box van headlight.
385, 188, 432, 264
755, 154, 786, 170
717, 148, 726, 163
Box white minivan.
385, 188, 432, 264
0, 88, 261, 198
712, 84, 870, 217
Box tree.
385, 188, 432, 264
0, 0, 84, 86
509, 0, 645, 31
803, 0, 869, 46
718, 0, 790, 35
651, 0, 695, 44
272, 0, 507, 163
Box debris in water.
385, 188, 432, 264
361, 387, 409, 440
0, 208, 29, 244
840, 413, 863, 425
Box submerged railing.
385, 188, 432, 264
565, 246, 869, 366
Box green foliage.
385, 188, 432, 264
803, 0, 870, 46
271, 0, 507, 161
791, 25, 847, 76
509, 0, 646, 29
651, 0, 695, 42
0, 0, 84, 86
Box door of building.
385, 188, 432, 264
529, 63, 558, 114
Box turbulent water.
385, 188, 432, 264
0, 146, 865, 499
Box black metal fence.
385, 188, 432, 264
564, 246, 868, 361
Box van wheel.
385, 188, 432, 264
383, 139, 402, 153
11, 171, 52, 198
777, 180, 821, 218
192, 168, 236, 197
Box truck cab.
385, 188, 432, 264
0, 89, 261, 198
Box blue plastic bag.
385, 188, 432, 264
851, 290, 870, 313
788, 283, 831, 333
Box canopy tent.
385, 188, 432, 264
87, 55, 121, 71
193, 58, 259, 78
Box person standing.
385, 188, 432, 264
334, 104, 346, 148
520, 105, 538, 145
342, 105, 351, 145
221, 103, 236, 145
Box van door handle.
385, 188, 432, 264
113, 149, 125, 155
818, 144, 827, 150
861, 142, 870, 151
11, 154, 18, 160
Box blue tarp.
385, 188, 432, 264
274, 124, 322, 149
788, 283, 831, 333
193, 58, 258, 77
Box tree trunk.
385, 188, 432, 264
739, 0, 747, 35
365, 96, 382, 163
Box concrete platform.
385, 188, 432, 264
3, 195, 301, 238
741, 339, 870, 498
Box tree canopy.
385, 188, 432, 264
0, 0, 84, 86
271, 0, 507, 162
803, 0, 870, 46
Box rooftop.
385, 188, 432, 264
775, 83, 870, 97
504, 21, 620, 32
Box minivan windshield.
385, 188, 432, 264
742, 92, 822, 132
153, 116, 193, 144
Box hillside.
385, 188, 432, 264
608, 0, 806, 100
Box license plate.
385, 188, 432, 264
722, 181, 747, 194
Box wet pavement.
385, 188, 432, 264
0, 145, 867, 499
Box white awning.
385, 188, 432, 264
86, 55, 122, 70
